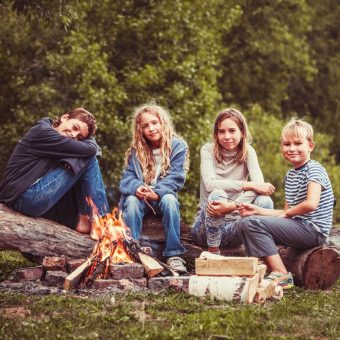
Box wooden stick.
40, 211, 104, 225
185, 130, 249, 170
64, 259, 91, 291
256, 263, 267, 283
138, 252, 164, 277
158, 260, 179, 277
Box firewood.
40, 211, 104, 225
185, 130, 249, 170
188, 273, 260, 304
254, 280, 276, 303
138, 252, 164, 277
157, 260, 179, 277
64, 259, 91, 291
272, 285, 284, 301
256, 263, 267, 283
195, 252, 258, 276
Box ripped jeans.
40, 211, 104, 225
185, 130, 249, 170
191, 189, 274, 248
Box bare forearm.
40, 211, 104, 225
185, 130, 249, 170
285, 200, 317, 218
256, 207, 285, 217
242, 181, 257, 191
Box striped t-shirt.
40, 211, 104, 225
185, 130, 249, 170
285, 160, 334, 236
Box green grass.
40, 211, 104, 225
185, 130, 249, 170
0, 251, 339, 340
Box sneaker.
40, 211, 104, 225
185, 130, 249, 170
265, 271, 294, 289
166, 256, 187, 274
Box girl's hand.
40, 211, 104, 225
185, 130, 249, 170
207, 200, 236, 218
237, 203, 259, 217
251, 182, 275, 195
144, 188, 160, 202
136, 186, 151, 200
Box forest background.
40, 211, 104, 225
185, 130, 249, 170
0, 0, 339, 224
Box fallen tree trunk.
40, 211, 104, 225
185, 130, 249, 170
0, 203, 95, 261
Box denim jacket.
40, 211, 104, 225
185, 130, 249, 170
119, 136, 188, 209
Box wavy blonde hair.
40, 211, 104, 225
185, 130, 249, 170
213, 107, 252, 163
125, 102, 174, 185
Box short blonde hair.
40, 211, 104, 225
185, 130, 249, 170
281, 117, 314, 143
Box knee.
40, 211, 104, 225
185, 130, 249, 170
123, 195, 143, 213
236, 216, 259, 234
254, 195, 274, 209
208, 189, 228, 202
159, 194, 179, 211
86, 156, 99, 168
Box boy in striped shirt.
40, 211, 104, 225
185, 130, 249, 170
235, 118, 334, 288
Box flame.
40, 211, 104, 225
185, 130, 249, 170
86, 198, 134, 264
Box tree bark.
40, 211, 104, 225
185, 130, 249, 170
0, 203, 95, 261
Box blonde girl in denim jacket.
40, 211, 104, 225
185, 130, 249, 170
119, 102, 188, 273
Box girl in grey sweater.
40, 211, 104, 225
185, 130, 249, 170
191, 108, 274, 254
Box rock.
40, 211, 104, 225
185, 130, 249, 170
9, 266, 44, 282
45, 270, 68, 287
148, 276, 190, 292
110, 263, 145, 280
42, 256, 67, 272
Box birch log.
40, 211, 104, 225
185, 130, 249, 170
188, 273, 260, 304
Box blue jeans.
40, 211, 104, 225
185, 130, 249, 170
122, 194, 186, 257
191, 189, 274, 248
13, 156, 109, 220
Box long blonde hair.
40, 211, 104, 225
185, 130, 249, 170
213, 108, 252, 163
125, 102, 174, 184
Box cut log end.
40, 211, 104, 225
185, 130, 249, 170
281, 245, 340, 290
303, 247, 340, 290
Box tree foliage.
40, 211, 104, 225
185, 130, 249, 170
0, 0, 339, 222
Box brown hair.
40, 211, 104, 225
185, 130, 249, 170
52, 108, 97, 137
213, 107, 252, 163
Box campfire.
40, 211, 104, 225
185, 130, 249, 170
64, 203, 171, 290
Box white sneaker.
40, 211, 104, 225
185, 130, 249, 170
166, 256, 187, 274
